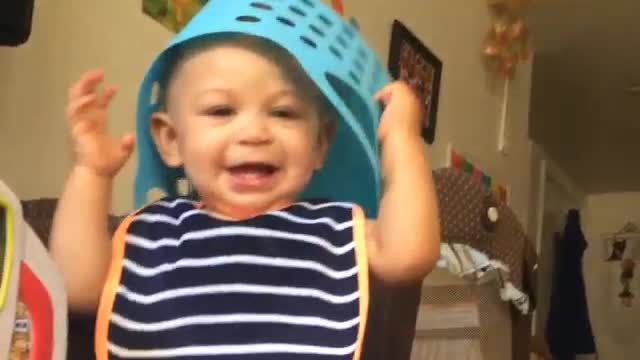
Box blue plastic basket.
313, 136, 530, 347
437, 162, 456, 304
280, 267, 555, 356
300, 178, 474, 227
135, 0, 391, 217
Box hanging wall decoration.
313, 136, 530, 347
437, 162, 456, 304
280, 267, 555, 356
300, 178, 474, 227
144, 0, 352, 33
483, 0, 534, 78
448, 146, 509, 204
607, 238, 627, 261
602, 222, 640, 261
331, 0, 345, 16
329, 0, 360, 32
619, 259, 635, 307
601, 223, 640, 307
143, 0, 209, 33
388, 20, 442, 144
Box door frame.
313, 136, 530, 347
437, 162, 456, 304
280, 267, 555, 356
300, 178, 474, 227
529, 144, 586, 335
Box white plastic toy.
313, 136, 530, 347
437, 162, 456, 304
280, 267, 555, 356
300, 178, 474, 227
0, 181, 67, 359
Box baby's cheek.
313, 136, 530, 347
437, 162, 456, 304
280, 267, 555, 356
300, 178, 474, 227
182, 151, 215, 184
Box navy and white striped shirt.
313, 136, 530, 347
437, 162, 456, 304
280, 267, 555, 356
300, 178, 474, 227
96, 197, 369, 360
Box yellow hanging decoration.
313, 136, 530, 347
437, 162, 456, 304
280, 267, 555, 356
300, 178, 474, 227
483, 0, 533, 77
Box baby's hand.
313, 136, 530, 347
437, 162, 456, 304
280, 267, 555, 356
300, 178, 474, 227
374, 81, 423, 144
66, 69, 135, 178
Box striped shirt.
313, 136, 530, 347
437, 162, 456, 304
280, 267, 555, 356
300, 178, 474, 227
95, 198, 369, 360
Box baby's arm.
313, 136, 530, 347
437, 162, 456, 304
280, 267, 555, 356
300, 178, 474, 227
51, 168, 116, 312
50, 70, 135, 312
366, 82, 441, 284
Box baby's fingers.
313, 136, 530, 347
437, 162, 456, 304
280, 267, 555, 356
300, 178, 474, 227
66, 94, 98, 122
97, 85, 117, 108
68, 69, 104, 100
119, 133, 136, 155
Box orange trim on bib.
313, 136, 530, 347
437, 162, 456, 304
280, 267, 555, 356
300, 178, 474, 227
352, 206, 369, 360
95, 213, 138, 359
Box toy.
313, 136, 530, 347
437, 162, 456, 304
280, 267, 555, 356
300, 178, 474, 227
0, 181, 67, 359
135, 0, 391, 217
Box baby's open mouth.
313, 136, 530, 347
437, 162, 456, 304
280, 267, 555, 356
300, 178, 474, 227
226, 162, 280, 190
227, 162, 279, 175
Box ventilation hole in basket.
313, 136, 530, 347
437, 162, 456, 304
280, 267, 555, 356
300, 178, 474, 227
236, 15, 261, 22
343, 24, 356, 39
325, 73, 375, 149
357, 47, 368, 60
277, 16, 295, 27
369, 72, 381, 91
250, 2, 272, 10
176, 178, 191, 196
374, 68, 384, 82
318, 14, 333, 27
349, 17, 360, 31
300, 36, 317, 48
336, 35, 348, 49
147, 188, 167, 203
150, 81, 160, 105
349, 71, 361, 85
353, 59, 364, 73
300, 0, 315, 8
309, 24, 325, 37
329, 45, 343, 60
289, 5, 306, 16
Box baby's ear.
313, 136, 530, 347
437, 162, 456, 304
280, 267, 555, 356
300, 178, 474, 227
323, 118, 337, 143
150, 112, 183, 168
315, 118, 337, 169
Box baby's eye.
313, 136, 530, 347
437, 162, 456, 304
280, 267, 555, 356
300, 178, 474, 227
271, 107, 300, 119
204, 106, 235, 117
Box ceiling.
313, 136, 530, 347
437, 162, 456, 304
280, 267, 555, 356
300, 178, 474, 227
527, 0, 640, 194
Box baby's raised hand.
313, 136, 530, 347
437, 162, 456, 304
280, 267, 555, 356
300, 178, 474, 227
374, 81, 423, 144
66, 70, 135, 178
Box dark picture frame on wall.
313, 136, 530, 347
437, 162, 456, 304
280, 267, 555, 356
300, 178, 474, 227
388, 20, 443, 144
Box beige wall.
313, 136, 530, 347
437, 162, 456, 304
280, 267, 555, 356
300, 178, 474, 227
0, 0, 171, 213
346, 0, 534, 228
583, 193, 640, 360
0, 0, 533, 226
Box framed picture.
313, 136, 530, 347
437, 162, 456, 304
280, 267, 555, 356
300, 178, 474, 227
388, 20, 443, 144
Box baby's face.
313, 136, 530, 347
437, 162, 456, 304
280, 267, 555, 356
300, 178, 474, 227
165, 45, 329, 218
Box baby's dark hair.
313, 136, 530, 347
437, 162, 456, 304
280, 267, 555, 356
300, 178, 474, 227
161, 34, 338, 133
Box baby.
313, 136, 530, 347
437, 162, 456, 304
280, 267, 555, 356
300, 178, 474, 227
50, 5, 440, 360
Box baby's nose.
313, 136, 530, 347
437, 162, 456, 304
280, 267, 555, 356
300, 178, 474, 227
236, 117, 273, 145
